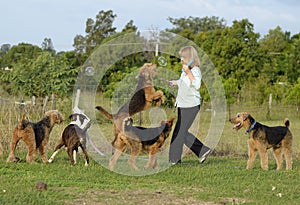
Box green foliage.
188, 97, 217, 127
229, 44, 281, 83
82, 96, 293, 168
1, 43, 42, 66
167, 16, 226, 35
1, 10, 300, 106
286, 35, 300, 83
0, 50, 80, 97
223, 77, 239, 104
259, 26, 292, 84
284, 77, 300, 104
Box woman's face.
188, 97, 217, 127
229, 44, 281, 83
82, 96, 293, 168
180, 56, 187, 65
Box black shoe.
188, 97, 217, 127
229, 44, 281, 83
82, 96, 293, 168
199, 148, 212, 163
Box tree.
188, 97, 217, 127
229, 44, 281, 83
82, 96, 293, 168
260, 26, 290, 53
1, 43, 42, 66
73, 10, 117, 55
286, 34, 300, 84
166, 16, 226, 39
0, 44, 11, 53
41, 38, 55, 53
122, 20, 137, 32
210, 19, 261, 88
259, 26, 291, 84
0, 44, 11, 67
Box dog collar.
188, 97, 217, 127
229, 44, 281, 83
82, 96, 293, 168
246, 121, 256, 133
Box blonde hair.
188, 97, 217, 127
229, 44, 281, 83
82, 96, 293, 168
179, 46, 200, 68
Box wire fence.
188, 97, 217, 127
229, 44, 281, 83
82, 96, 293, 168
1, 95, 300, 158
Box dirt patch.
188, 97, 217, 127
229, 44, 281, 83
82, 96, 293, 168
65, 188, 219, 205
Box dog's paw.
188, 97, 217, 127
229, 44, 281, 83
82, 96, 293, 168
13, 156, 20, 162
144, 165, 150, 170
7, 156, 20, 163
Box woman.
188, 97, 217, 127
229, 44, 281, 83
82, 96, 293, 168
168, 46, 211, 164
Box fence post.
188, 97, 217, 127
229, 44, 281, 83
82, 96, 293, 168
74, 89, 80, 108
43, 96, 49, 113
269, 93, 272, 110
266, 93, 272, 119
51, 94, 56, 110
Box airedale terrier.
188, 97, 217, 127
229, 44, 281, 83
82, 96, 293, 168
7, 110, 64, 163
230, 112, 293, 170
96, 63, 165, 153
48, 113, 90, 166
109, 117, 175, 171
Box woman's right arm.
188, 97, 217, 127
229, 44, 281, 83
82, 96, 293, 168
169, 80, 178, 86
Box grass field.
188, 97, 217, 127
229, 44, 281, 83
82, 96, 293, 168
1, 155, 300, 205
1, 95, 300, 204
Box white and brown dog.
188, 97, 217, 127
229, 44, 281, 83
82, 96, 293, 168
48, 113, 90, 166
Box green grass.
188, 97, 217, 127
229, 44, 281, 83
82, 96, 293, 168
1, 154, 300, 205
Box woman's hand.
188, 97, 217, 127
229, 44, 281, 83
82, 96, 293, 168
182, 64, 190, 74
169, 80, 177, 86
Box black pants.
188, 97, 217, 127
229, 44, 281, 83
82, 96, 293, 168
169, 105, 206, 163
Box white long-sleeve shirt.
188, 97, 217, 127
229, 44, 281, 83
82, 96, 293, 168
175, 66, 202, 108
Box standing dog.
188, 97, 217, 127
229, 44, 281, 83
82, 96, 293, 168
109, 117, 175, 170
48, 113, 90, 166
96, 63, 165, 151
7, 110, 64, 163
230, 112, 293, 170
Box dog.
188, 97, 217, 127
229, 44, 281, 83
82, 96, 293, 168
96, 63, 165, 151
109, 117, 175, 170
230, 112, 293, 170
7, 110, 64, 163
48, 113, 90, 166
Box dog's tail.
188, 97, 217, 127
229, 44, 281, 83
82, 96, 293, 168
18, 112, 27, 129
284, 118, 290, 128
95, 106, 113, 120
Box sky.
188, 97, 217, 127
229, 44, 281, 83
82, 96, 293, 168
1, 0, 300, 51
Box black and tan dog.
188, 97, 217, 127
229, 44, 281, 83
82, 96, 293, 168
96, 63, 165, 152
48, 113, 90, 166
7, 110, 64, 163
230, 112, 293, 170
109, 117, 175, 171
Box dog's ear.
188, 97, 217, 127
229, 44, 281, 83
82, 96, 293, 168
79, 114, 87, 121
69, 114, 76, 121
243, 112, 249, 121
136, 63, 147, 78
